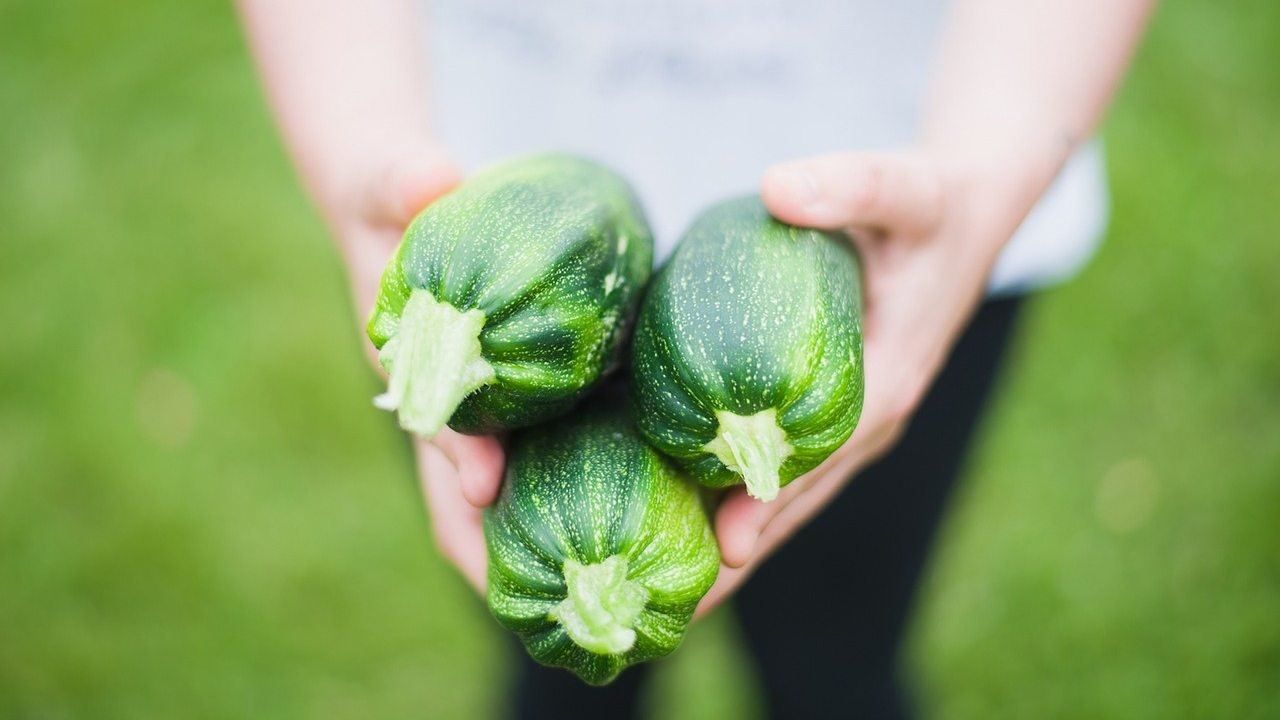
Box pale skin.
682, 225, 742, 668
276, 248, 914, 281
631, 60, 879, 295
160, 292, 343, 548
239, 0, 1155, 611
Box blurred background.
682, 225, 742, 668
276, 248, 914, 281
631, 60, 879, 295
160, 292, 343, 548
2, 1, 1278, 718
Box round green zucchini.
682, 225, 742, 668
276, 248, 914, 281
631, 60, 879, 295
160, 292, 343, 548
367, 153, 654, 437
484, 395, 719, 686
630, 196, 864, 502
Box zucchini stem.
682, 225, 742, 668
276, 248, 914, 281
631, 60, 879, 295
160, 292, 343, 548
373, 288, 495, 438
704, 408, 794, 502
551, 556, 648, 655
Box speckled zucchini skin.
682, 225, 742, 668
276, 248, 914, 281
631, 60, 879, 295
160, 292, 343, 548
484, 396, 719, 686
630, 196, 865, 492
367, 154, 654, 434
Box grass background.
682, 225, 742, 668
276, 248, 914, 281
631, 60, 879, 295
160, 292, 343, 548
1, 0, 1277, 717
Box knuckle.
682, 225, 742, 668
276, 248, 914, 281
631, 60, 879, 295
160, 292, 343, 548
867, 429, 906, 465
886, 373, 929, 426
851, 161, 884, 215
880, 421, 908, 451
917, 171, 946, 230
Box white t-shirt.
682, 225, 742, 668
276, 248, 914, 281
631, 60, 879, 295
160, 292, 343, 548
427, 0, 1108, 295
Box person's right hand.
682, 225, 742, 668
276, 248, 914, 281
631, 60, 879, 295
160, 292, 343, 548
321, 140, 502, 593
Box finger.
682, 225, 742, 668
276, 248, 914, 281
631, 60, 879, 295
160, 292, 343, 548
713, 489, 769, 568
712, 471, 816, 568
758, 468, 850, 548
343, 226, 404, 339
699, 469, 845, 617
366, 145, 463, 228
761, 152, 942, 236
700, 444, 882, 618
432, 430, 506, 508
417, 443, 488, 593
695, 563, 748, 619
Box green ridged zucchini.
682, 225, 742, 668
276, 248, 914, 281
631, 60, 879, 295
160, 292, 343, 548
630, 196, 864, 501
367, 154, 654, 436
485, 395, 719, 685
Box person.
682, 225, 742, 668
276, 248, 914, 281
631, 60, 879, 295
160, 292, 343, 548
238, 1, 1155, 716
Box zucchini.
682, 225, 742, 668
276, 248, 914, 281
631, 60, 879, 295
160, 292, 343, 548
485, 393, 719, 685
367, 154, 654, 437
630, 196, 864, 501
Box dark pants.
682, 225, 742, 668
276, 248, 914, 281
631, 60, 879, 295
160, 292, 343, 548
511, 296, 1026, 720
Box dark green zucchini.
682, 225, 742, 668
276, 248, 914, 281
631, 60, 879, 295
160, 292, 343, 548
367, 154, 653, 436
630, 196, 864, 501
485, 396, 719, 685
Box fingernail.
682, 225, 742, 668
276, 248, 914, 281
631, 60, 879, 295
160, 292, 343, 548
731, 508, 769, 565
739, 504, 772, 561
753, 500, 773, 530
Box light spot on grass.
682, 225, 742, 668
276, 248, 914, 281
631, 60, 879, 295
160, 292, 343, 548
134, 368, 198, 449
21, 128, 83, 219
1095, 457, 1159, 534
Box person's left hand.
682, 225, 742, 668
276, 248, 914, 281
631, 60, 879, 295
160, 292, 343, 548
319, 141, 504, 594
697, 149, 1028, 615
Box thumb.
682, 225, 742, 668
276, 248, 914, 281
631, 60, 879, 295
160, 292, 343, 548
431, 430, 505, 508
367, 145, 463, 228
761, 151, 942, 236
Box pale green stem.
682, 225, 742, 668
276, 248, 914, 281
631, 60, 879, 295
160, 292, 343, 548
703, 408, 794, 502
550, 556, 649, 655
373, 288, 495, 438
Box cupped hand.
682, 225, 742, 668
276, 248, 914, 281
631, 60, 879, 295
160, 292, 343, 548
327, 142, 502, 594
698, 150, 1022, 615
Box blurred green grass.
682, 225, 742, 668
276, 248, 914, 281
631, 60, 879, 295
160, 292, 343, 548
1, 1, 1277, 718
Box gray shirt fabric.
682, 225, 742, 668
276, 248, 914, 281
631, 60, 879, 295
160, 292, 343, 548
427, 0, 1107, 294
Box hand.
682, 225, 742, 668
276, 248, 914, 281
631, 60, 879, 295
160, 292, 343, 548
323, 141, 502, 594
697, 150, 1026, 615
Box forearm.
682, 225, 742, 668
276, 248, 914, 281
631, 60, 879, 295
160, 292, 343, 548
924, 0, 1156, 232
236, 0, 437, 221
